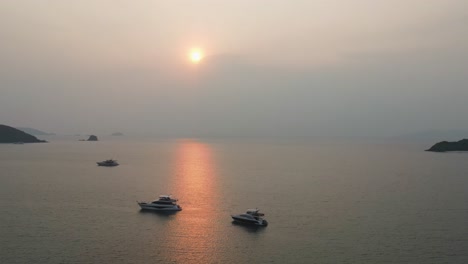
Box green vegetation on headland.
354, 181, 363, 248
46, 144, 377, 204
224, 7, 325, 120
426, 139, 468, 152
0, 124, 47, 143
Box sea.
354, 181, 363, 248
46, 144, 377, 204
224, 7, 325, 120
1, 136, 467, 263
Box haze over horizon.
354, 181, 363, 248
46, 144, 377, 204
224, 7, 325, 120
1, 0, 467, 137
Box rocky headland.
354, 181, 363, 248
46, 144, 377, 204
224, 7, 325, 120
426, 139, 468, 152
0, 124, 47, 143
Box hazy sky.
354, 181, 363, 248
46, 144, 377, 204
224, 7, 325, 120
1, 0, 467, 137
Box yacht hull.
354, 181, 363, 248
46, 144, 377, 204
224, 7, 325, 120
231, 216, 268, 226
97, 163, 119, 167
138, 203, 182, 211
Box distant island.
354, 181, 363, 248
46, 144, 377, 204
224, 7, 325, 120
111, 132, 124, 136
16, 127, 55, 136
426, 139, 468, 152
87, 135, 98, 141
0, 124, 47, 143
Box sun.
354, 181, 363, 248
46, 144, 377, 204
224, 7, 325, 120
189, 50, 203, 64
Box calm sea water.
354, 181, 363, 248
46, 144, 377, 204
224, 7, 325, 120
1, 137, 467, 263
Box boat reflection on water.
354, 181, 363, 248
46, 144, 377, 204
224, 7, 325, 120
158, 139, 223, 263
139, 209, 179, 220
231, 220, 267, 233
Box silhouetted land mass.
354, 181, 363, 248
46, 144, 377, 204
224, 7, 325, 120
111, 132, 124, 136
87, 135, 98, 141
16, 127, 55, 136
426, 139, 468, 152
0, 124, 47, 143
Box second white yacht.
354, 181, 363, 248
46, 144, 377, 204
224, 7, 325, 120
231, 208, 268, 226
137, 195, 182, 211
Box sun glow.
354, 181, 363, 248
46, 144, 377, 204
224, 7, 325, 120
189, 49, 203, 63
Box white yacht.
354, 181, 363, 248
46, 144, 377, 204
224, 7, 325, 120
231, 208, 268, 226
137, 195, 182, 211
97, 159, 119, 167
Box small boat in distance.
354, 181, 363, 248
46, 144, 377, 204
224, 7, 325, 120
97, 159, 119, 167
137, 195, 182, 211
231, 208, 268, 226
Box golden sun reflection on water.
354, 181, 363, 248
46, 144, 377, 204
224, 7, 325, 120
162, 139, 223, 263
171, 140, 219, 204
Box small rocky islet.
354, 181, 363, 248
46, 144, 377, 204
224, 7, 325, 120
87, 135, 98, 141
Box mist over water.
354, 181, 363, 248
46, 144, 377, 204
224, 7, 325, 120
1, 137, 467, 263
